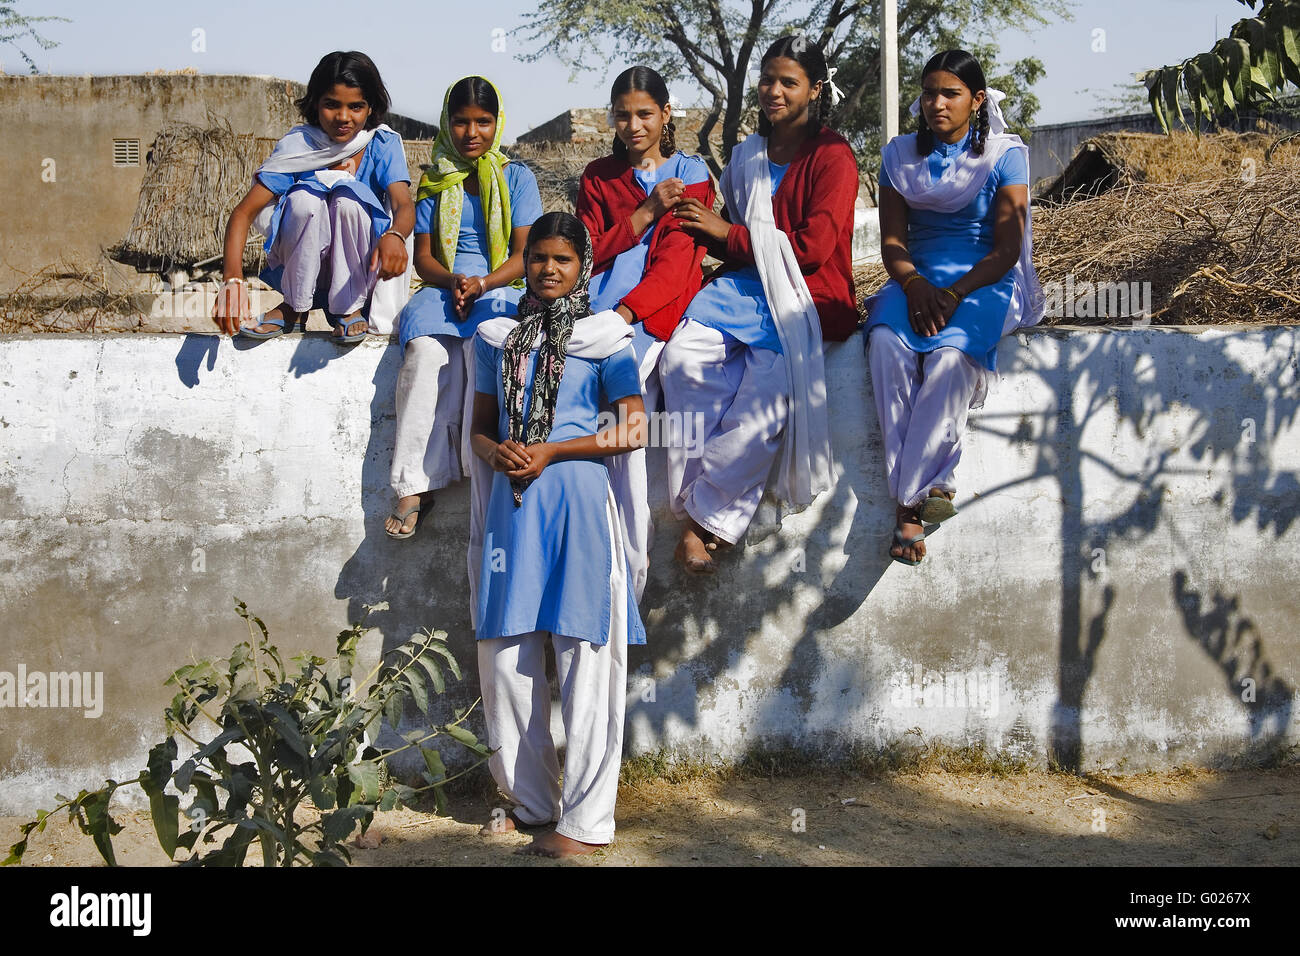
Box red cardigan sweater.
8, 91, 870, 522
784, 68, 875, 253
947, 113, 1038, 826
576, 154, 717, 342
720, 126, 860, 341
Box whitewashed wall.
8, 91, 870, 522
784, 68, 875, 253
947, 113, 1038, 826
0, 327, 1296, 812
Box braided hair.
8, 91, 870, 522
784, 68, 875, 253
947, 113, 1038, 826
755, 34, 834, 136
610, 66, 677, 161
915, 49, 989, 157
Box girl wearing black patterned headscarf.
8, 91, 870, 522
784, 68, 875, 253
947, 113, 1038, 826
467, 211, 650, 859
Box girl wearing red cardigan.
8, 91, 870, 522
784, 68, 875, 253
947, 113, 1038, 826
576, 66, 716, 594
661, 35, 859, 573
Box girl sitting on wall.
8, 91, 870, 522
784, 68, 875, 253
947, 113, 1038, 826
865, 49, 1044, 566
659, 34, 859, 573
385, 76, 541, 539
213, 50, 413, 345
576, 65, 715, 593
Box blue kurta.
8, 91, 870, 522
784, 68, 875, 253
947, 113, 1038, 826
867, 131, 1030, 371
397, 162, 543, 350
679, 160, 789, 354
257, 128, 410, 296
474, 336, 647, 646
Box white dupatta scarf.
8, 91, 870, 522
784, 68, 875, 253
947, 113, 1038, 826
465, 311, 648, 625
720, 133, 833, 507
251, 123, 413, 334
881, 90, 1045, 336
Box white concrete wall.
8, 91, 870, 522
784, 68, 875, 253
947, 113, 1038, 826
0, 326, 1296, 812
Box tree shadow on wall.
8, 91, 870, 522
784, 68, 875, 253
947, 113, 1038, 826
994, 326, 1300, 770
628, 325, 1300, 771
1172, 569, 1294, 765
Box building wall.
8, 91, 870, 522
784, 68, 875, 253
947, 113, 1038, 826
0, 326, 1295, 813
0, 75, 435, 288
517, 106, 727, 152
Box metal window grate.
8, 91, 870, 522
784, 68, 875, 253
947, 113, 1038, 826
112, 139, 140, 167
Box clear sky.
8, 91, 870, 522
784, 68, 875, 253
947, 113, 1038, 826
5, 0, 1261, 139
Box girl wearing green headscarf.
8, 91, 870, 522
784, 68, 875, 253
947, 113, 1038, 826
386, 76, 543, 539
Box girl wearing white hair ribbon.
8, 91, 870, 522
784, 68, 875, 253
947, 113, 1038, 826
663, 34, 859, 573
865, 49, 1044, 567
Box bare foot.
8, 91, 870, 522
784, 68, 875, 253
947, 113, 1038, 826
247, 303, 306, 334
352, 827, 384, 849
675, 523, 716, 574
517, 830, 605, 858
890, 505, 928, 564
384, 492, 430, 537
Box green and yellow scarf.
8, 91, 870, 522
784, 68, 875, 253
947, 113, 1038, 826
416, 77, 515, 284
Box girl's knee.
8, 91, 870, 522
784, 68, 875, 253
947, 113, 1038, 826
868, 324, 908, 355
327, 192, 371, 222
404, 334, 453, 367
283, 187, 325, 219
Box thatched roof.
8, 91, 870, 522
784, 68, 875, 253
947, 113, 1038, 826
1036, 129, 1290, 205
110, 120, 434, 276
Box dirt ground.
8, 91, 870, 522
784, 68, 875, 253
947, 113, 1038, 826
4, 765, 1296, 867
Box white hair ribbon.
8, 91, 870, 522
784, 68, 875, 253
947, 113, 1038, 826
908, 87, 1009, 135
824, 66, 845, 107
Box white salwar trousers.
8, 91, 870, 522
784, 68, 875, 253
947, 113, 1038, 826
268, 188, 375, 315
659, 320, 788, 545
867, 325, 984, 509
390, 335, 466, 498
475, 490, 631, 845
477, 631, 626, 843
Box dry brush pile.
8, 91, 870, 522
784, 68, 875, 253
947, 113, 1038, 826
1033, 142, 1300, 325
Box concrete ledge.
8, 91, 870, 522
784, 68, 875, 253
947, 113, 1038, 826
1, 326, 1297, 812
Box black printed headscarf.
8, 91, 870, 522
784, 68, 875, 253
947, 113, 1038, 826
500, 219, 595, 505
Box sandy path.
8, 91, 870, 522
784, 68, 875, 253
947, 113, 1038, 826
4, 765, 1295, 867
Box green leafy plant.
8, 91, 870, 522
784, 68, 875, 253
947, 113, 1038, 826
4, 600, 492, 867
1140, 0, 1300, 133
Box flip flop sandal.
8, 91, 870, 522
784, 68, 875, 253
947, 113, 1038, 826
237, 315, 288, 340
890, 523, 939, 567
917, 494, 958, 524
384, 504, 421, 540
329, 313, 369, 346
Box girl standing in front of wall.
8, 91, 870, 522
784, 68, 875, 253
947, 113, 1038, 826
865, 49, 1044, 566
576, 65, 716, 593
468, 212, 647, 858
384, 76, 542, 539
214, 50, 413, 344
660, 35, 860, 573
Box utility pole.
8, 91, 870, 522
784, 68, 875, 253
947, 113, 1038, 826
881, 0, 899, 141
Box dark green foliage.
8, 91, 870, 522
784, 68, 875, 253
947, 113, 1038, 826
1141, 0, 1300, 133
4, 600, 491, 867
